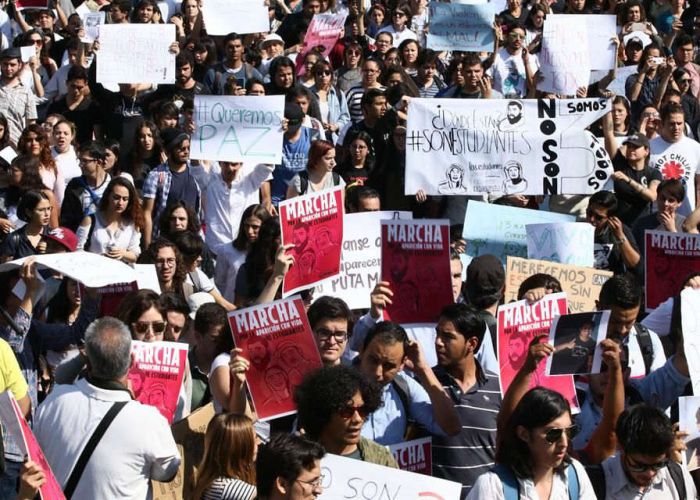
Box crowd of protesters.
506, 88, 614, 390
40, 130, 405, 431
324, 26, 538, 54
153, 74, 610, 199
1, 0, 700, 498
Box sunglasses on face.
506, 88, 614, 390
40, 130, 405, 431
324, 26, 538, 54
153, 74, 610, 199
625, 456, 668, 473
315, 69, 332, 76
133, 321, 167, 334
544, 424, 579, 444
509, 33, 526, 40
337, 404, 370, 419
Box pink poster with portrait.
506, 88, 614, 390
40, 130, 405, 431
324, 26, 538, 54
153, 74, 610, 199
128, 341, 188, 423
380, 219, 453, 324
645, 231, 700, 311
280, 186, 344, 297
303, 13, 347, 58
497, 293, 579, 411
228, 297, 323, 421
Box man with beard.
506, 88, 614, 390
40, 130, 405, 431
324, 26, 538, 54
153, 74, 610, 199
248, 337, 272, 372
439, 53, 502, 99
144, 52, 211, 106
0, 48, 37, 144
489, 23, 538, 98
498, 101, 525, 131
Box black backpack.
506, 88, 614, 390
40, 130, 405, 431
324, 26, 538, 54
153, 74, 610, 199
635, 322, 654, 375
298, 170, 341, 195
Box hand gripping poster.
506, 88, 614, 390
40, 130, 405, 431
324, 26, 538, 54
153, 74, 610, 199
228, 297, 323, 421
645, 230, 700, 311
280, 187, 344, 297
128, 341, 188, 423
497, 293, 579, 411
381, 219, 453, 324
405, 98, 614, 196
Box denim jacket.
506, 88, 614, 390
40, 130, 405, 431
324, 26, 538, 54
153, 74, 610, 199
310, 84, 350, 144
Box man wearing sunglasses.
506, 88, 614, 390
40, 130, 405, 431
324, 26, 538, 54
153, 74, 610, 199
488, 22, 538, 99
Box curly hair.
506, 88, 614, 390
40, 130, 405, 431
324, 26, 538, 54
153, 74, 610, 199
115, 288, 166, 334
294, 365, 382, 441
139, 238, 187, 295
158, 201, 201, 240
18, 124, 56, 177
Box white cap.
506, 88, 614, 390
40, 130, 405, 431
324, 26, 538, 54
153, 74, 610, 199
262, 33, 284, 48
187, 292, 216, 319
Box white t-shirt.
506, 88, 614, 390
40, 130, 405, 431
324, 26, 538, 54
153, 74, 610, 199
488, 48, 539, 98
649, 135, 700, 216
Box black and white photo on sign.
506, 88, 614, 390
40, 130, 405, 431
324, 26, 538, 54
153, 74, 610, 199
546, 311, 609, 376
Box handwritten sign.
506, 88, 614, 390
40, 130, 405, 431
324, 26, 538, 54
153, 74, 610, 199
405, 98, 614, 196
191, 95, 284, 164
463, 201, 574, 264
81, 11, 105, 43
97, 24, 176, 84
315, 211, 412, 309
526, 222, 595, 267
202, 0, 269, 35
505, 256, 613, 313
645, 231, 700, 311
427, 3, 495, 52
303, 13, 347, 58
682, 289, 700, 397
584, 15, 617, 70
318, 453, 461, 500
389, 437, 432, 476
228, 297, 322, 421
381, 219, 452, 324
539, 15, 590, 94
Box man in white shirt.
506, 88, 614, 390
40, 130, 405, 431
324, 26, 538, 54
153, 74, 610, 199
34, 317, 180, 499
488, 22, 538, 99
649, 102, 700, 217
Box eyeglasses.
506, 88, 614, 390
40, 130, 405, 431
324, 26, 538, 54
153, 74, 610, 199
296, 475, 324, 489
30, 38, 43, 46
625, 455, 668, 473
168, 323, 185, 334
586, 208, 607, 222
337, 404, 370, 419
315, 328, 347, 343
346, 50, 362, 56
544, 424, 579, 444
78, 157, 97, 165
509, 33, 526, 40
315, 70, 332, 77
132, 321, 167, 335
156, 258, 177, 266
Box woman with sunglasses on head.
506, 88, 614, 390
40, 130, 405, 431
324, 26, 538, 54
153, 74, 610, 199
311, 60, 350, 143
468, 387, 595, 499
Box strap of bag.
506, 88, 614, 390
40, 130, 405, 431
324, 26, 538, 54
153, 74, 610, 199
63, 401, 129, 498
566, 463, 579, 500
492, 464, 518, 500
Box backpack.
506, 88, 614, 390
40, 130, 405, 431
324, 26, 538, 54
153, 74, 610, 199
213, 63, 255, 95
585, 460, 686, 500
492, 463, 579, 500
635, 322, 654, 375
298, 170, 341, 195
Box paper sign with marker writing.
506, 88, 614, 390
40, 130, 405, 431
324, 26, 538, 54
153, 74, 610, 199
463, 202, 574, 264
389, 437, 432, 475
314, 211, 412, 309
191, 95, 284, 164
405, 98, 614, 196
645, 231, 700, 311
228, 297, 322, 421
202, 0, 269, 35
318, 453, 461, 499
505, 256, 612, 313
0, 391, 66, 500
97, 24, 176, 84
427, 3, 495, 52
682, 288, 700, 397
526, 222, 595, 267
539, 16, 590, 94
583, 14, 617, 70
303, 13, 347, 58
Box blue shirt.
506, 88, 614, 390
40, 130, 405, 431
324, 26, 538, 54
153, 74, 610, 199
271, 127, 313, 205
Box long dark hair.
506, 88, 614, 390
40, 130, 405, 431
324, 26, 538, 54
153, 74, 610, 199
158, 201, 201, 240
242, 217, 281, 304
139, 238, 188, 295
127, 120, 163, 178
98, 177, 144, 230
233, 204, 271, 251
496, 388, 572, 479
0, 114, 12, 149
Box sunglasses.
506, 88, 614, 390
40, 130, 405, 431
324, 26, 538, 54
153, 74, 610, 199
679, 79, 692, 84
337, 404, 370, 419
509, 33, 526, 40
133, 321, 167, 335
544, 424, 579, 444
625, 456, 668, 473
315, 70, 332, 76
393, 11, 406, 17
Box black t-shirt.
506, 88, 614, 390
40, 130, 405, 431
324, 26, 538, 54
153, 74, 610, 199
341, 165, 370, 185
167, 167, 200, 210
47, 97, 101, 146
594, 223, 639, 276
612, 151, 663, 226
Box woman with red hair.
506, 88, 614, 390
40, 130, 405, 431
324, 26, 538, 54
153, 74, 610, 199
286, 140, 345, 199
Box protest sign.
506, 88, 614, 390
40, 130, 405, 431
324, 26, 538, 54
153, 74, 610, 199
303, 13, 347, 58
497, 293, 578, 410
202, 0, 268, 35
388, 437, 432, 475
584, 15, 617, 70
19, 46, 35, 63
605, 65, 637, 96
280, 187, 344, 296
228, 297, 322, 421
314, 211, 412, 309
97, 281, 138, 316
547, 311, 609, 375
191, 95, 284, 164
128, 341, 189, 424
405, 98, 614, 196
381, 219, 452, 324
81, 11, 105, 43
680, 396, 700, 471
15, 0, 47, 7
463, 201, 574, 264
539, 15, 590, 94
427, 3, 495, 52
152, 403, 216, 500
505, 256, 613, 313
0, 252, 137, 288
682, 288, 700, 396
0, 145, 17, 165
526, 222, 595, 267
0, 391, 65, 500
645, 231, 700, 311
97, 24, 176, 84
319, 453, 461, 499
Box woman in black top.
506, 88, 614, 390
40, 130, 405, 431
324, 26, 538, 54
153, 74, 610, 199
0, 190, 52, 262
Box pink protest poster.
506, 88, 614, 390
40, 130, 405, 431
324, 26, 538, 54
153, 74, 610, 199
128, 341, 188, 423
302, 13, 347, 58
389, 437, 432, 476
645, 230, 700, 311
0, 391, 65, 500
96, 281, 138, 316
228, 297, 323, 421
279, 186, 344, 297
380, 219, 452, 324
15, 0, 48, 8
497, 293, 579, 411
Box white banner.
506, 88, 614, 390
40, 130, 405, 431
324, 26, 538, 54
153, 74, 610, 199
318, 453, 461, 499
191, 95, 285, 164
539, 15, 590, 94
314, 211, 412, 309
526, 222, 595, 267
683, 288, 700, 395
405, 98, 614, 196
202, 0, 269, 36
97, 24, 176, 84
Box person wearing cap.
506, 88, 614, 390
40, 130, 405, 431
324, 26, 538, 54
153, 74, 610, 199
142, 127, 201, 247
204, 32, 263, 96
602, 110, 662, 226
260, 34, 286, 80
0, 47, 38, 145
623, 36, 646, 67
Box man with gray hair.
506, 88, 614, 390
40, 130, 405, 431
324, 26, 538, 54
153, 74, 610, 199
34, 317, 180, 499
